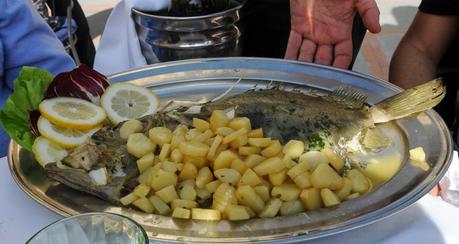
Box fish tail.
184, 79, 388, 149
370, 78, 445, 123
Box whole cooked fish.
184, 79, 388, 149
44, 78, 445, 204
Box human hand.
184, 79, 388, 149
284, 0, 381, 69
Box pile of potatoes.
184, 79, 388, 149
119, 110, 373, 221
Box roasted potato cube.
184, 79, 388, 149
132, 197, 154, 213
239, 168, 262, 186
228, 117, 252, 131
244, 206, 256, 218
236, 185, 265, 213
271, 184, 300, 201
178, 179, 195, 188
231, 158, 248, 175
259, 179, 273, 191
215, 127, 235, 137
409, 147, 430, 171
239, 146, 261, 156
254, 157, 285, 176
320, 188, 341, 207
161, 160, 178, 173
214, 168, 241, 185
210, 110, 229, 132
409, 147, 426, 162
148, 127, 173, 146
193, 118, 210, 132
171, 199, 197, 210
346, 169, 370, 193
203, 180, 219, 194
283, 140, 304, 158
280, 200, 305, 216
282, 155, 297, 169
178, 163, 198, 181
196, 187, 212, 200
248, 128, 264, 138
248, 137, 271, 147
149, 195, 171, 215
183, 155, 208, 168
254, 185, 271, 202
347, 192, 360, 200
269, 169, 287, 186
212, 183, 237, 212
259, 198, 282, 218
192, 208, 221, 221
195, 167, 214, 188
224, 204, 251, 221
213, 150, 238, 170
138, 167, 155, 185
194, 130, 214, 143
298, 151, 329, 171
310, 163, 343, 190
185, 128, 201, 141
156, 185, 179, 203
222, 128, 248, 144
133, 184, 151, 198
261, 140, 282, 158
321, 147, 344, 171
137, 153, 155, 173
292, 171, 311, 189
172, 207, 191, 219
179, 184, 197, 201
151, 169, 178, 191
229, 135, 248, 149
245, 154, 266, 168
170, 148, 183, 163
300, 188, 323, 210
171, 133, 186, 150
287, 161, 309, 179
173, 124, 188, 136
127, 133, 155, 158
120, 119, 143, 140
335, 177, 353, 200
179, 141, 209, 158
158, 144, 171, 162
120, 192, 138, 206
206, 135, 223, 161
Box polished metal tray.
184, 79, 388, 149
9, 58, 453, 243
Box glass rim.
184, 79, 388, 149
26, 212, 149, 244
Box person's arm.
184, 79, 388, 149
0, 0, 76, 90
284, 0, 380, 69
389, 12, 459, 89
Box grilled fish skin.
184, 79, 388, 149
43, 78, 445, 204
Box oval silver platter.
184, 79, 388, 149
9, 58, 453, 243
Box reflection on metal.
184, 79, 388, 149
131, 1, 244, 63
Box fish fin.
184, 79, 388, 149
370, 78, 445, 123
327, 86, 367, 109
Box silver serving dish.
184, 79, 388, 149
9, 58, 453, 243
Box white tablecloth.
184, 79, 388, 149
1, 156, 459, 244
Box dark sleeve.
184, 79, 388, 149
419, 0, 459, 16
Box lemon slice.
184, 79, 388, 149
32, 137, 68, 167
37, 116, 100, 148
100, 83, 160, 124
39, 97, 106, 130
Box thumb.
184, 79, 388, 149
357, 0, 381, 33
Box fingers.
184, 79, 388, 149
333, 40, 353, 69
298, 39, 317, 62
314, 45, 333, 65
357, 0, 381, 33
284, 30, 303, 60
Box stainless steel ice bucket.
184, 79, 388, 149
132, 1, 244, 63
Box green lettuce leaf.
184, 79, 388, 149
0, 67, 53, 151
